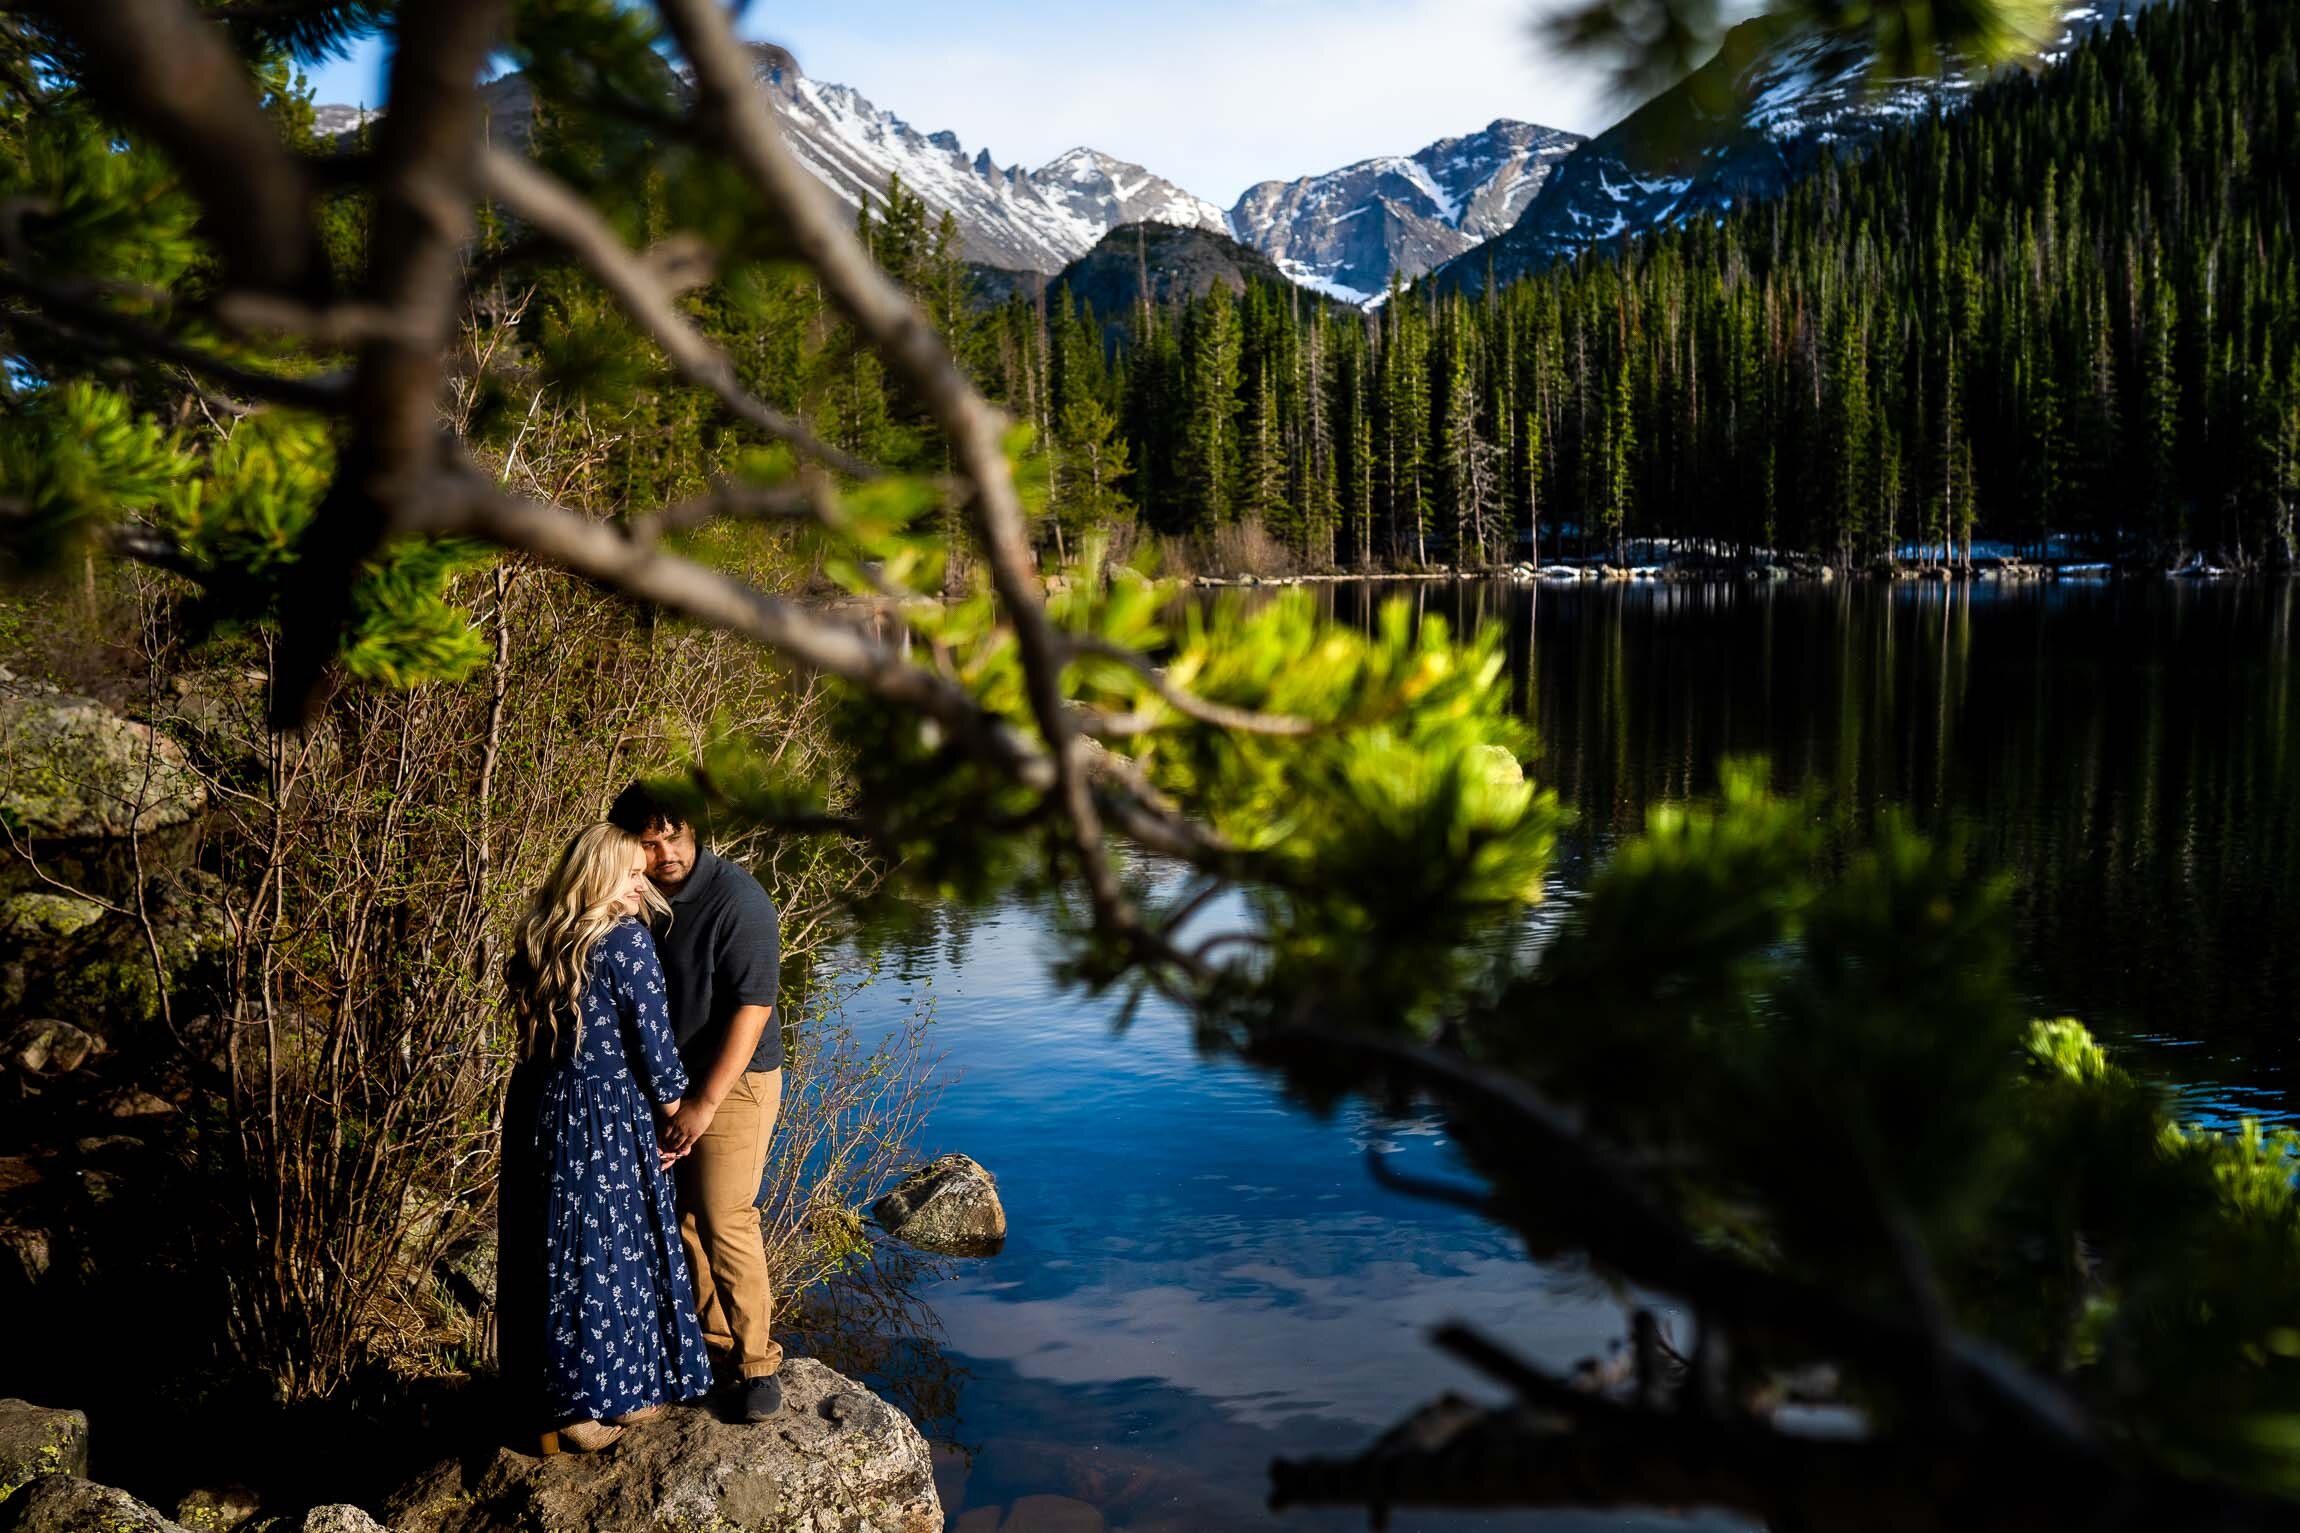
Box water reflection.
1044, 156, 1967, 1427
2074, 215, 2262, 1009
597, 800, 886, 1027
1281, 577, 2300, 1112
842, 577, 2297, 1531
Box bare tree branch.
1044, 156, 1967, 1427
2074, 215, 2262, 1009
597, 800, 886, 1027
474, 146, 877, 482
407, 474, 1059, 794
624, 477, 826, 545
654, 0, 1142, 957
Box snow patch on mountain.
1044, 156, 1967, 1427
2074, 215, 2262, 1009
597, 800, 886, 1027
1434, 0, 2147, 294
751, 45, 1225, 274
1227, 120, 1583, 304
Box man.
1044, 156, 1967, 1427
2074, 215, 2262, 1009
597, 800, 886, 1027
608, 782, 786, 1420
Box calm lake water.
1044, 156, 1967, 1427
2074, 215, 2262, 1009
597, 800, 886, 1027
837, 576, 2300, 1532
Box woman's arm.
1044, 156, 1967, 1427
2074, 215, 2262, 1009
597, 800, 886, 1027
613, 923, 691, 1109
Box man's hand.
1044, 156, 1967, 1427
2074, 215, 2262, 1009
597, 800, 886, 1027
659, 1094, 719, 1155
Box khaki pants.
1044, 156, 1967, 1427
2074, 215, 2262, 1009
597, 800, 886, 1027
677, 1068, 784, 1379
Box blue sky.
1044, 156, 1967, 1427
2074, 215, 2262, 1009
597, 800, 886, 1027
301, 0, 1623, 207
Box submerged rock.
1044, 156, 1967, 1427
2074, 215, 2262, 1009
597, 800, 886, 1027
872, 1154, 1006, 1254
385, 1358, 939, 1533
0, 1402, 86, 1504
0, 1474, 187, 1532
0, 675, 206, 837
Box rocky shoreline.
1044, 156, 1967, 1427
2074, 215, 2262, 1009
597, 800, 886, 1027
1186, 554, 2276, 588
0, 1365, 941, 1533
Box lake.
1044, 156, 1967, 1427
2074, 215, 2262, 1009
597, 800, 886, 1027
835, 576, 2300, 1532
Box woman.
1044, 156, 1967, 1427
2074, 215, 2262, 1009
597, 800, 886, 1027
500, 822, 715, 1453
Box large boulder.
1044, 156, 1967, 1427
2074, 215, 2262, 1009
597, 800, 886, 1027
0, 1402, 85, 1504
0, 673, 206, 838
0, 1474, 188, 1532
385, 1358, 939, 1533
0, 894, 107, 946
873, 1154, 1006, 1254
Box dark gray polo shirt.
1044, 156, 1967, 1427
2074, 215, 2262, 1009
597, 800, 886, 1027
654, 848, 782, 1074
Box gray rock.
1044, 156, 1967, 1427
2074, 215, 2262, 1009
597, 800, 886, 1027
873, 1154, 1006, 1254
162, 667, 266, 746
101, 1088, 178, 1120
0, 1401, 86, 1503
0, 1475, 188, 1532
0, 676, 206, 838
437, 1229, 498, 1316
282, 1507, 385, 1533
175, 1484, 261, 1531
385, 1359, 939, 1533
0, 894, 107, 946
0, 1229, 52, 1288
4, 1021, 101, 1076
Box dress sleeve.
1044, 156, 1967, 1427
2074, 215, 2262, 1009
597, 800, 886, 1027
613, 922, 690, 1106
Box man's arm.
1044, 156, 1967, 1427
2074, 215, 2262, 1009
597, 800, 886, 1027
660, 1003, 773, 1154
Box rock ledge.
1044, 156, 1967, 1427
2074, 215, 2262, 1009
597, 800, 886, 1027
385, 1357, 939, 1533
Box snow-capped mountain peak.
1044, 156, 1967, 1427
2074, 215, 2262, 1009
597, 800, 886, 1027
751, 46, 1226, 274
1226, 120, 1584, 303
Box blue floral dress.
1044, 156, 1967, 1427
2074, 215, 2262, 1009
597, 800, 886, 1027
510, 919, 716, 1426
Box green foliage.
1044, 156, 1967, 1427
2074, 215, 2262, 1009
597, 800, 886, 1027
0, 109, 204, 292
341, 538, 494, 686
156, 412, 336, 575
0, 383, 187, 576
532, 290, 660, 406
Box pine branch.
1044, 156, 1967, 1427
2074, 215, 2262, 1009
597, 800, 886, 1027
268, 0, 512, 728
32, 0, 333, 301
0, 271, 350, 411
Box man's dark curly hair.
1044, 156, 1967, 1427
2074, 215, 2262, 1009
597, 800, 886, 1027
607, 780, 696, 837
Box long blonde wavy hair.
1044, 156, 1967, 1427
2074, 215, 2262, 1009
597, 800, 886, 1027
508, 822, 670, 1060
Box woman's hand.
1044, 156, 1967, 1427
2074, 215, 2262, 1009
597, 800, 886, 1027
658, 1095, 719, 1155
654, 1099, 691, 1170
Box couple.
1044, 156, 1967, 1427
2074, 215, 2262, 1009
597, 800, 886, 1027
497, 784, 786, 1454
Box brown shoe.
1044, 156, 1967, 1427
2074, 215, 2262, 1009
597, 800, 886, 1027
555, 1419, 624, 1453
607, 1404, 665, 1426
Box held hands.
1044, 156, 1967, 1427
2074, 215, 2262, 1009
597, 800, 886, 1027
658, 1094, 719, 1157
655, 1098, 696, 1171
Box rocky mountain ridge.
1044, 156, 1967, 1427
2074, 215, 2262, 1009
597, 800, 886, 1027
1430, 1, 2129, 292
749, 45, 1228, 274
1226, 120, 1583, 302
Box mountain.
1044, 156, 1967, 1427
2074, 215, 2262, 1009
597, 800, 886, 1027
748, 46, 1228, 275
1046, 223, 1304, 343
1432, 2, 2124, 292
310, 104, 376, 138
1226, 121, 1583, 302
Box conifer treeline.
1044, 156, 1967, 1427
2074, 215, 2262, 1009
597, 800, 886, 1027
960, 0, 2300, 569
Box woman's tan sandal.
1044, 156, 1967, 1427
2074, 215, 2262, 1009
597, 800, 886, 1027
555, 1419, 625, 1453
607, 1404, 665, 1426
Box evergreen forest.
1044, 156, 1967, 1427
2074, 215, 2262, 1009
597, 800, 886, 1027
934, 0, 2300, 569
